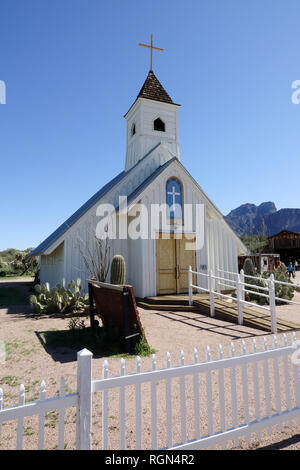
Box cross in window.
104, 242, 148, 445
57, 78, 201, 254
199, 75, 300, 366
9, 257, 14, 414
167, 185, 181, 208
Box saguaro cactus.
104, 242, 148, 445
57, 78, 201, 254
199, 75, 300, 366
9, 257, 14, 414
110, 255, 126, 285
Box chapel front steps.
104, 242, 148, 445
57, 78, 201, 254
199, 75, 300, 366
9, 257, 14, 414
136, 293, 200, 312
137, 294, 300, 333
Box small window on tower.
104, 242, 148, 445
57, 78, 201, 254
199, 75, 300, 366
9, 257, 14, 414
154, 117, 165, 132
131, 123, 136, 136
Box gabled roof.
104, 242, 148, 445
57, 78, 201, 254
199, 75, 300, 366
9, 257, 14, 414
29, 171, 125, 257
137, 70, 175, 104
29, 143, 165, 257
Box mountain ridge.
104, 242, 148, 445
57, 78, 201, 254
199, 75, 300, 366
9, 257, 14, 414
225, 202, 300, 236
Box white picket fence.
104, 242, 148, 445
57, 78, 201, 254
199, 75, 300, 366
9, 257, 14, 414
0, 378, 77, 450
0, 334, 300, 450
188, 266, 300, 334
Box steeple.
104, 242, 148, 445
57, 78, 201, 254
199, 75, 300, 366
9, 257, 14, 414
136, 70, 175, 105
124, 38, 181, 172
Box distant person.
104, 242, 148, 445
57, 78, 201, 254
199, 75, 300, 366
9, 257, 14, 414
295, 260, 299, 272
288, 262, 294, 279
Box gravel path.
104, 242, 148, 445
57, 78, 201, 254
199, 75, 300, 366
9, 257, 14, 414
0, 277, 299, 450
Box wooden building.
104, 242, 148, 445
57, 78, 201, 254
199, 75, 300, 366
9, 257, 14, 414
267, 230, 300, 265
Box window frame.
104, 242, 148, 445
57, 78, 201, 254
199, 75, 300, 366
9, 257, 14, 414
166, 176, 183, 225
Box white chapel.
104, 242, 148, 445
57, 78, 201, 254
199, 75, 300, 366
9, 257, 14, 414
30, 41, 247, 298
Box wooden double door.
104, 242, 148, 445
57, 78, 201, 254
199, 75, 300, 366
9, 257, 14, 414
156, 234, 196, 295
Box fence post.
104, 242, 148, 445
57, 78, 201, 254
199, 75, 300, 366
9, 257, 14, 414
240, 269, 245, 302
236, 274, 243, 325
209, 270, 215, 317
268, 273, 277, 334
216, 267, 221, 299
188, 265, 193, 306
76, 348, 93, 450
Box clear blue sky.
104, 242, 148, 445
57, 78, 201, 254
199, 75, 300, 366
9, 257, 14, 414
0, 0, 299, 250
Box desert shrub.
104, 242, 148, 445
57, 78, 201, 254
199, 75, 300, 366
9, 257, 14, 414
30, 278, 89, 314
262, 265, 294, 305
134, 333, 155, 356
68, 317, 86, 330
0, 248, 38, 277
0, 266, 14, 277
242, 257, 268, 304
240, 233, 268, 253
12, 251, 38, 276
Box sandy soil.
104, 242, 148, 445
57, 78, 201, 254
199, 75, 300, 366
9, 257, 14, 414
0, 277, 299, 450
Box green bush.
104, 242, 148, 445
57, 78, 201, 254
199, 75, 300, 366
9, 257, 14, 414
0, 266, 15, 277
30, 278, 89, 314
0, 248, 38, 277
134, 333, 155, 356
262, 265, 294, 305
238, 260, 295, 305
242, 258, 268, 304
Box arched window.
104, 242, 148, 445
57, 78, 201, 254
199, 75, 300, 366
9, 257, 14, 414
154, 117, 165, 132
166, 178, 182, 221
131, 123, 136, 136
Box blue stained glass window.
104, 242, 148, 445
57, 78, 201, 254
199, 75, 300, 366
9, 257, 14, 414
166, 178, 182, 220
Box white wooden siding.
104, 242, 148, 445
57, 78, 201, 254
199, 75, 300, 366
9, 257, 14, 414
40, 242, 64, 288
40, 156, 244, 298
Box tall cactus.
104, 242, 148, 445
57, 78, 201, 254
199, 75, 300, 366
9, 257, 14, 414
110, 255, 126, 285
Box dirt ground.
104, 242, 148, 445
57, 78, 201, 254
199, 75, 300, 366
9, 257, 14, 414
0, 276, 300, 450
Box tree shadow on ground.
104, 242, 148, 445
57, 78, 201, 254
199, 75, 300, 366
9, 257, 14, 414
35, 326, 137, 363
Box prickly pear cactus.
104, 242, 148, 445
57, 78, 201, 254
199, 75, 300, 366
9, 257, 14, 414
110, 255, 126, 285
29, 278, 89, 314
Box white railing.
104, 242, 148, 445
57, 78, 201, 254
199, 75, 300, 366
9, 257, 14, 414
0, 338, 300, 450
188, 266, 300, 334
217, 266, 300, 293
0, 378, 78, 450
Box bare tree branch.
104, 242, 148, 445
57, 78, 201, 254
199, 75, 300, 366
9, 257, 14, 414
77, 229, 111, 282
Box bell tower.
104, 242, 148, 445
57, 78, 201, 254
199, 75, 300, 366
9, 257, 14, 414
124, 36, 181, 172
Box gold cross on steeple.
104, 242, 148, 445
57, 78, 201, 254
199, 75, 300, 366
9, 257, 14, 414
139, 34, 164, 71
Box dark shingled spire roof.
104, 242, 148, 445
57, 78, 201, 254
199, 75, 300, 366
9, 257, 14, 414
136, 70, 175, 104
